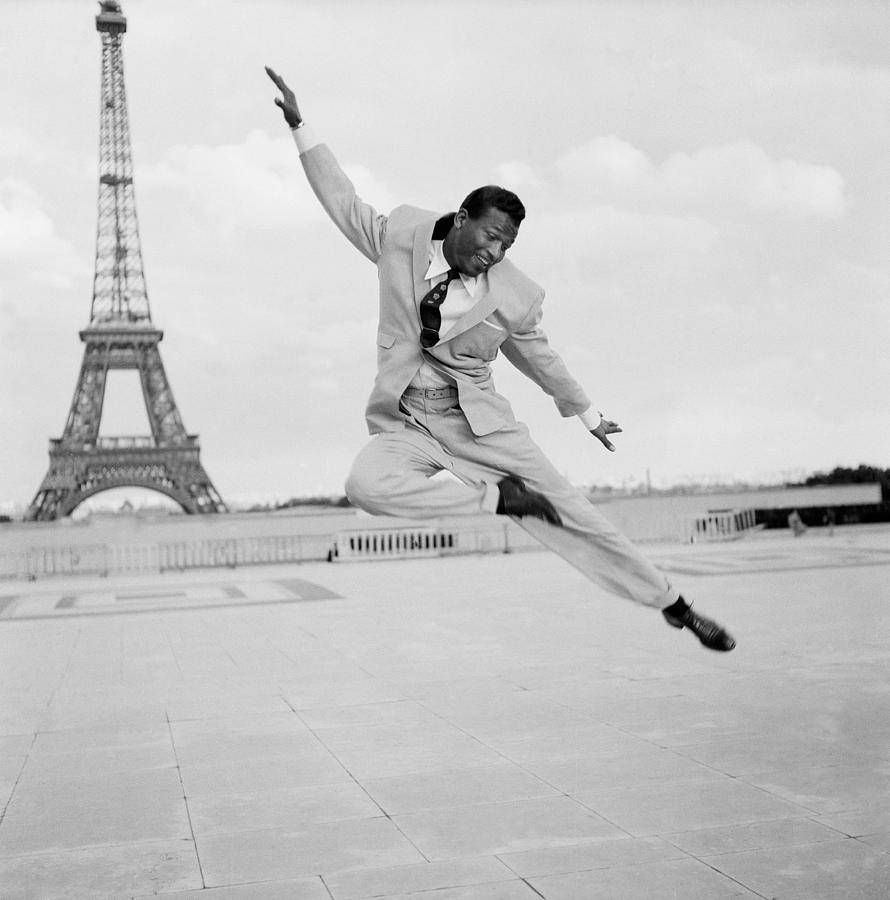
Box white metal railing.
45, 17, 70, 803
0, 523, 535, 581
332, 527, 454, 561
683, 508, 758, 543
0, 534, 328, 580
96, 436, 156, 449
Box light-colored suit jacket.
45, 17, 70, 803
301, 144, 591, 437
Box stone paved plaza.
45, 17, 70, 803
1, 525, 889, 898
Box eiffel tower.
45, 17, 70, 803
26, 1, 226, 520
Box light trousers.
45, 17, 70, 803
345, 392, 679, 610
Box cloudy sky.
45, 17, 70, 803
1, 0, 887, 511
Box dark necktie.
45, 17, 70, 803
419, 267, 460, 348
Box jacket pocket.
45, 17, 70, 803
454, 325, 503, 362
377, 331, 396, 349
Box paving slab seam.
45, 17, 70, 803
399, 709, 646, 829
315, 873, 336, 899
676, 833, 871, 863
282, 693, 435, 866
0, 835, 196, 862
520, 876, 549, 898
0, 629, 79, 827
133, 875, 334, 899
567, 793, 676, 841
697, 836, 866, 895
275, 631, 379, 680
825, 821, 887, 840
164, 712, 207, 890
727, 773, 831, 817
493, 844, 700, 878
523, 859, 770, 900
0, 732, 37, 828
851, 833, 890, 851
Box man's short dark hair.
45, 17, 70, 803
460, 185, 525, 227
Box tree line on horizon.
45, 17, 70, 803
796, 464, 890, 502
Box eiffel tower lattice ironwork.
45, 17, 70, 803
26, 1, 226, 520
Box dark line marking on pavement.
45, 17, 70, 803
116, 591, 188, 601
2, 594, 344, 623
275, 578, 342, 601
662, 559, 890, 577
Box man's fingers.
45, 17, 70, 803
266, 66, 295, 100
592, 431, 616, 452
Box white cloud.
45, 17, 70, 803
493, 161, 545, 196
522, 205, 719, 272
556, 136, 654, 193
661, 142, 846, 216
0, 126, 35, 160
139, 130, 396, 237
0, 178, 87, 289
0, 179, 55, 255
554, 136, 846, 217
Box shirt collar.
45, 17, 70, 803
425, 239, 479, 298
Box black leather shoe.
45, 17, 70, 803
496, 475, 562, 526
663, 606, 736, 652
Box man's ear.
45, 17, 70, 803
453, 208, 468, 228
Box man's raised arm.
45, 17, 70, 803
265, 66, 386, 263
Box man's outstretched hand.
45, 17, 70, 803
265, 66, 302, 128
590, 417, 622, 452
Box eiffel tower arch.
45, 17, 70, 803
26, 1, 225, 521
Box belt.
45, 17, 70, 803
403, 385, 458, 400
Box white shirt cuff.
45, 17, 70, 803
578, 406, 603, 430
482, 481, 501, 515
291, 122, 321, 154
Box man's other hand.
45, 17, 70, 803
590, 418, 622, 452
265, 66, 302, 128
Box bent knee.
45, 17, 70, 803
344, 467, 377, 510
345, 436, 438, 515
345, 459, 396, 512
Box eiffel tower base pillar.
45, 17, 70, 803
26, 440, 226, 521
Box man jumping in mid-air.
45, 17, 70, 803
267, 66, 735, 652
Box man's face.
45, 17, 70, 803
446, 206, 519, 277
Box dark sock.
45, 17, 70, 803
662, 596, 690, 617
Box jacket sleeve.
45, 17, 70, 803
299, 144, 387, 263
499, 294, 591, 417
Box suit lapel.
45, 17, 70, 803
437, 279, 499, 344
437, 256, 517, 344
412, 217, 437, 312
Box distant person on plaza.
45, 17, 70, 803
788, 510, 807, 537
266, 67, 735, 652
